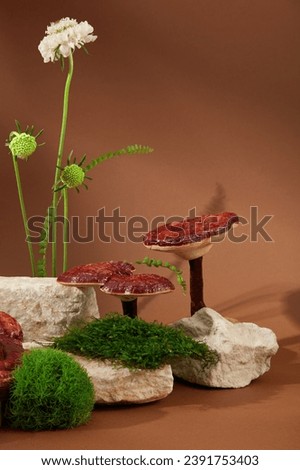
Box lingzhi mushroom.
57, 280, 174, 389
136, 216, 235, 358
0, 311, 24, 425
100, 273, 175, 318
143, 211, 239, 315
57, 261, 175, 318
57, 261, 135, 286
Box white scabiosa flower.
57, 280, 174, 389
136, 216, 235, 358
38, 17, 97, 63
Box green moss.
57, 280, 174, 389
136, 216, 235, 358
53, 313, 218, 370
6, 348, 94, 431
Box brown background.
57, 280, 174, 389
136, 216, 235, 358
0, 0, 299, 450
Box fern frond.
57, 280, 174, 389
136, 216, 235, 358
136, 256, 187, 294
36, 207, 54, 277
85, 145, 154, 172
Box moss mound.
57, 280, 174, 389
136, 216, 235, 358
6, 348, 94, 431
53, 313, 218, 370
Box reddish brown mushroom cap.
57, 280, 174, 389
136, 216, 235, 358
100, 273, 175, 297
0, 338, 24, 400
144, 211, 239, 247
0, 311, 23, 343
143, 211, 239, 260
57, 261, 135, 286
0, 312, 24, 400
0, 337, 24, 371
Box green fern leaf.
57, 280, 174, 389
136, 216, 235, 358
36, 207, 54, 277
85, 145, 153, 172
136, 256, 187, 294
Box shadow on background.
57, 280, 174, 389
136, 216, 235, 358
283, 289, 300, 326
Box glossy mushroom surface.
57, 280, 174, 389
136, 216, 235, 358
101, 273, 175, 318
0, 311, 23, 343
58, 261, 176, 318
143, 212, 239, 315
101, 273, 175, 296
57, 261, 135, 286
0, 312, 24, 402
143, 212, 239, 260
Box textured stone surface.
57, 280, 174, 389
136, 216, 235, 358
71, 355, 174, 404
0, 277, 99, 342
171, 308, 279, 388
22, 344, 174, 404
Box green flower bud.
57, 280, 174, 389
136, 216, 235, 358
61, 164, 85, 189
8, 132, 37, 159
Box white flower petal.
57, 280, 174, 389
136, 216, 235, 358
38, 17, 97, 62
59, 44, 73, 58
47, 18, 78, 35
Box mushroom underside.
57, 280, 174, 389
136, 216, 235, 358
143, 211, 239, 315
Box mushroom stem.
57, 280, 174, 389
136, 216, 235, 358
189, 257, 205, 315
121, 298, 138, 318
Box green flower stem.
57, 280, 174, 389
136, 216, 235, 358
51, 53, 74, 277
12, 155, 36, 276
63, 188, 69, 272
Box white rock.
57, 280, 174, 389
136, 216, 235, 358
170, 307, 279, 388
0, 277, 99, 342
71, 355, 174, 404
22, 344, 174, 404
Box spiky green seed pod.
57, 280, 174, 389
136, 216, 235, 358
8, 132, 37, 159
61, 164, 85, 189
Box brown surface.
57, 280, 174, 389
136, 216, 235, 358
0, 0, 299, 449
